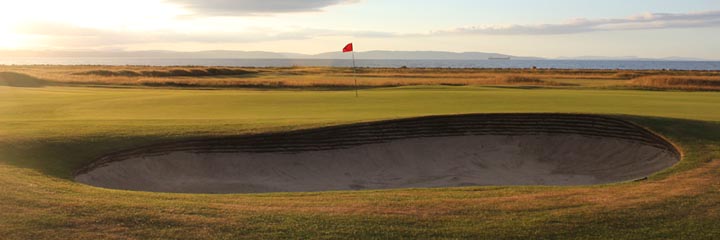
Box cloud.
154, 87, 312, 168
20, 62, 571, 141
12, 9, 720, 50
437, 10, 720, 35
13, 22, 395, 48
166, 0, 359, 15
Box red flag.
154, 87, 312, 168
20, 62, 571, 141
343, 43, 353, 53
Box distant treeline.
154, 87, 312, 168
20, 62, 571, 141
72, 68, 257, 77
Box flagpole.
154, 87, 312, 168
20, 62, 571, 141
352, 50, 358, 97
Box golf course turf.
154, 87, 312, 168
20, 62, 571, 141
1, 80, 720, 238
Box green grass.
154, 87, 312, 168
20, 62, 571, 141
1, 85, 720, 239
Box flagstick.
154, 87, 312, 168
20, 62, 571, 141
352, 51, 358, 97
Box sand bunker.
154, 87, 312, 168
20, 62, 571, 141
75, 114, 680, 194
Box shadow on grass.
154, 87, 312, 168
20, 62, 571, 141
486, 85, 547, 90
72, 68, 258, 78
136, 81, 388, 90
622, 115, 720, 142
0, 72, 49, 88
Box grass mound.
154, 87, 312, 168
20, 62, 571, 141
0, 72, 48, 87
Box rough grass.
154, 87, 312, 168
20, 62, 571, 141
1, 84, 720, 239
3, 65, 718, 89
630, 75, 720, 91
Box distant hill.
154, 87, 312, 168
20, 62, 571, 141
0, 50, 541, 60
2, 50, 713, 61
312, 51, 542, 60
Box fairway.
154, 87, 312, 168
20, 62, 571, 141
1, 84, 720, 239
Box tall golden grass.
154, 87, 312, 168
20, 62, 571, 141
0, 65, 717, 89
630, 75, 720, 91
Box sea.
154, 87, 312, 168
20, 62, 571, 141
1, 58, 720, 70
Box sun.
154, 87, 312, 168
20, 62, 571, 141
0, 0, 191, 50
0, 27, 25, 49
0, 4, 32, 49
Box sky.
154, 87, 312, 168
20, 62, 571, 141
1, 0, 719, 59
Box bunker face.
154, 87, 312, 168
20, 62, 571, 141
75, 114, 680, 194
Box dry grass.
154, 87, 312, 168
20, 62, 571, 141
0, 65, 718, 89
630, 75, 720, 91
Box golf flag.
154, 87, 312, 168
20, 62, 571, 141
343, 42, 358, 97
343, 43, 353, 52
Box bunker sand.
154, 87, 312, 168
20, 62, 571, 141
75, 114, 680, 194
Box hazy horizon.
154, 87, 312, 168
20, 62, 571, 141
2, 49, 719, 61
1, 0, 719, 59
